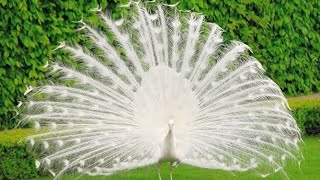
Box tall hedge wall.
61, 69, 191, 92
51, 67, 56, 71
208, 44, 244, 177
0, 0, 111, 129
0, 0, 319, 129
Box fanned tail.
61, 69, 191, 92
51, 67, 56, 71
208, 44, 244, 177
24, 3, 301, 179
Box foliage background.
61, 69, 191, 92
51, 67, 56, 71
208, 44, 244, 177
0, 0, 319, 129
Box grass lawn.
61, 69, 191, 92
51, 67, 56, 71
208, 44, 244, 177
287, 94, 320, 109
0, 128, 36, 145
33, 136, 319, 180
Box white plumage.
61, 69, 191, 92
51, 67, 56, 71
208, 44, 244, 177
25, 2, 301, 179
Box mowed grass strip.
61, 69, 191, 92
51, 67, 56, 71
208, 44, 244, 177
0, 128, 36, 145
287, 94, 320, 109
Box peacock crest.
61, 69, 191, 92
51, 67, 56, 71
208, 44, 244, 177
25, 2, 301, 179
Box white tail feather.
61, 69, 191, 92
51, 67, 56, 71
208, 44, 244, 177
25, 3, 301, 179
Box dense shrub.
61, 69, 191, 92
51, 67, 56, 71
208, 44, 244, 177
288, 95, 320, 135
0, 143, 37, 179
293, 108, 320, 136
0, 0, 319, 129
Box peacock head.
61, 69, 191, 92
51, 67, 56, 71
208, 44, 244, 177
168, 119, 175, 131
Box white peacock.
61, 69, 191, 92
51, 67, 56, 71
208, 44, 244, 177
25, 2, 302, 180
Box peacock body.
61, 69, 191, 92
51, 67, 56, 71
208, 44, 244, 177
25, 2, 301, 179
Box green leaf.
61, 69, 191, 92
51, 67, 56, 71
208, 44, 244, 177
20, 36, 35, 48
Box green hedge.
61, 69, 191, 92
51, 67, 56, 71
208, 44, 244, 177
294, 107, 320, 136
0, 143, 38, 180
288, 95, 320, 136
0, 0, 319, 129
0, 129, 44, 179
289, 96, 320, 136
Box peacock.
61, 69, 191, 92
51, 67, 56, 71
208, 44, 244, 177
24, 2, 302, 180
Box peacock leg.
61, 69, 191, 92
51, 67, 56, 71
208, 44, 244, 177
169, 162, 173, 180
157, 163, 162, 180
172, 160, 180, 168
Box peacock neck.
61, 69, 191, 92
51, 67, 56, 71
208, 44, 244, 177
165, 127, 175, 150
167, 127, 174, 141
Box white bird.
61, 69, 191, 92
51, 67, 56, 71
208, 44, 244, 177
25, 2, 301, 180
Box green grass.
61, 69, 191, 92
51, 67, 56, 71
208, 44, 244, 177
0, 128, 36, 145
33, 136, 319, 180
287, 94, 320, 110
